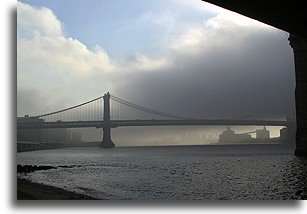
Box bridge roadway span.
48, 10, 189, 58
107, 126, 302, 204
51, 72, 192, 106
17, 119, 288, 129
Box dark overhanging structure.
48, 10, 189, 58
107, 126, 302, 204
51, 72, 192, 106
203, 0, 306, 156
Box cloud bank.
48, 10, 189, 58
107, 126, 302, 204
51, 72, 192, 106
115, 14, 295, 120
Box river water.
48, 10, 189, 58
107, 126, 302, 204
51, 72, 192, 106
17, 145, 307, 200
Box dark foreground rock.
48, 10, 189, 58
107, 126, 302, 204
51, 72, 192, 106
17, 164, 83, 174
17, 178, 99, 200
17, 164, 56, 174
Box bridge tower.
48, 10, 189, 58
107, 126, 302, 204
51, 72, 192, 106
99, 92, 115, 148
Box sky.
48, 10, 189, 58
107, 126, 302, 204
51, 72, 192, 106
17, 0, 296, 145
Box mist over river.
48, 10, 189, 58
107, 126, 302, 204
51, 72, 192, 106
17, 145, 306, 200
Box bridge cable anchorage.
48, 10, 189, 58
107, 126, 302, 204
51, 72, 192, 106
32, 95, 104, 122
110, 94, 193, 120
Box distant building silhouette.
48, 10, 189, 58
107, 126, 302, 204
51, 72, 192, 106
17, 115, 81, 143
218, 126, 252, 144
17, 116, 44, 142
256, 126, 270, 140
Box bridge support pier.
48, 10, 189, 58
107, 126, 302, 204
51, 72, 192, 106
100, 126, 115, 148
289, 34, 307, 157
99, 92, 115, 148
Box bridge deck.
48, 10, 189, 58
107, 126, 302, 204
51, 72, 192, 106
17, 119, 288, 129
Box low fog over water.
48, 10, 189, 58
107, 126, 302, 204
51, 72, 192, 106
79, 126, 284, 146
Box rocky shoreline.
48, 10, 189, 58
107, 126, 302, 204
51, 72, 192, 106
17, 164, 99, 200
17, 178, 98, 200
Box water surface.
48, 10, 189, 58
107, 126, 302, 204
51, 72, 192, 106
17, 145, 306, 200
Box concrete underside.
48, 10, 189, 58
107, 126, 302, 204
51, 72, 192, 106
289, 35, 307, 157
204, 0, 306, 38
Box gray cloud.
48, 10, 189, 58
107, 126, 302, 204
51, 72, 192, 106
114, 20, 295, 121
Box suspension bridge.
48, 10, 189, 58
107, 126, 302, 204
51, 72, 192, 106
17, 92, 290, 148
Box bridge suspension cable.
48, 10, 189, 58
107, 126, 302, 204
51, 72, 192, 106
34, 95, 104, 118
110, 94, 191, 120
28, 95, 104, 122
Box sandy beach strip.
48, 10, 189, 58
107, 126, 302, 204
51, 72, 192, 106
17, 178, 99, 200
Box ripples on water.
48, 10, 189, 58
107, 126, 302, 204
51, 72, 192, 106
17, 145, 307, 200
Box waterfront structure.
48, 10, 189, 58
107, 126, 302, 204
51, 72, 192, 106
256, 127, 270, 140
17, 116, 44, 142
218, 127, 252, 144
17, 116, 81, 143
